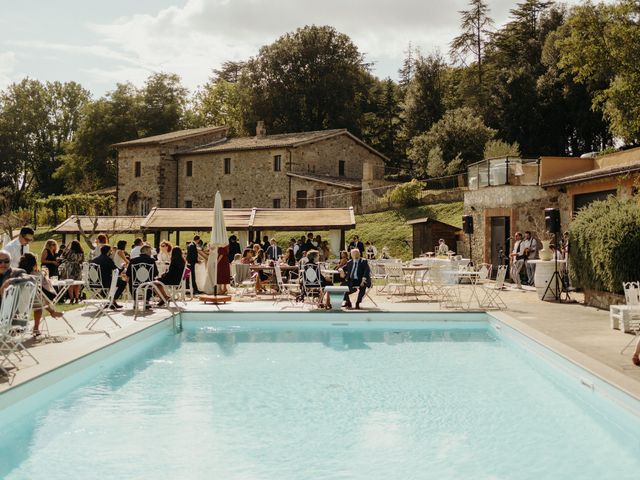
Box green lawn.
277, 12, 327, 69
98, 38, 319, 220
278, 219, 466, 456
28, 201, 463, 262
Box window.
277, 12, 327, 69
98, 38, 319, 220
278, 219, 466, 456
224, 158, 231, 175
296, 190, 307, 209
338, 160, 345, 177
134, 161, 141, 177
272, 198, 281, 208
223, 199, 232, 208
186, 160, 193, 177
314, 190, 325, 208
273, 155, 281, 172
184, 200, 193, 208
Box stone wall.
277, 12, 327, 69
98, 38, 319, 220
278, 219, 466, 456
463, 185, 559, 264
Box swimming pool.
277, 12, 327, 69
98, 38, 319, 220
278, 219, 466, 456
1, 312, 639, 479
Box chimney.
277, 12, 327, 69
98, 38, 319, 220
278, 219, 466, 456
256, 120, 266, 137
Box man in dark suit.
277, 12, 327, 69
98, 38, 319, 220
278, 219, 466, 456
339, 248, 372, 310
348, 235, 365, 255
90, 244, 126, 308
228, 235, 242, 262
186, 235, 201, 294
261, 235, 271, 253
125, 245, 158, 303
266, 239, 282, 260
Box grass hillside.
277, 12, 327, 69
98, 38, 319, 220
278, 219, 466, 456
25, 201, 463, 262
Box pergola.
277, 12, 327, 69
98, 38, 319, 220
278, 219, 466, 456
52, 215, 146, 245
140, 207, 356, 252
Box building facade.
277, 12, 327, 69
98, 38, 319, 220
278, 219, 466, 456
114, 123, 390, 215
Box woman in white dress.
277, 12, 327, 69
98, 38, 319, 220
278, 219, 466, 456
157, 240, 172, 275
112, 240, 129, 270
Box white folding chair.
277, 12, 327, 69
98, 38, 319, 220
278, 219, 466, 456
33, 274, 76, 336
301, 264, 324, 308
164, 265, 189, 304
383, 264, 411, 298
83, 262, 106, 300
231, 263, 256, 300
273, 264, 301, 306
8, 281, 39, 365
86, 269, 121, 333
480, 265, 508, 310
0, 285, 19, 376
131, 263, 156, 312
610, 281, 640, 332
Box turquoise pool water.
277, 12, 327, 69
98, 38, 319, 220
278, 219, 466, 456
1, 315, 639, 479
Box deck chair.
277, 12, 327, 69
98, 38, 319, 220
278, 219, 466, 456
301, 264, 324, 308
273, 263, 301, 307
480, 265, 508, 310
8, 281, 39, 365
86, 269, 122, 333
0, 285, 19, 376
610, 281, 640, 332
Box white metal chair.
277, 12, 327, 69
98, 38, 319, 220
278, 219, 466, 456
475, 263, 493, 283
273, 264, 301, 306
83, 262, 107, 300
85, 269, 122, 333
231, 263, 256, 300
301, 264, 324, 308
7, 281, 39, 365
0, 285, 19, 376
33, 274, 76, 336
164, 265, 189, 304
131, 263, 157, 312
480, 265, 508, 310
610, 281, 640, 332
383, 264, 411, 298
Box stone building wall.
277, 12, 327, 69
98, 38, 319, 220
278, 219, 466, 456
117, 129, 227, 214
462, 185, 559, 264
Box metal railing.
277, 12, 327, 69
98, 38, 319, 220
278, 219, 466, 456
467, 157, 540, 190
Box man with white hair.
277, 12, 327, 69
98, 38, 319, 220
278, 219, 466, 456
339, 248, 372, 310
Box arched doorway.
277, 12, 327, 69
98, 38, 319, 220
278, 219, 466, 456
126, 191, 152, 216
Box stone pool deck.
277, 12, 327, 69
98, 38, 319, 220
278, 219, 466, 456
1, 286, 639, 399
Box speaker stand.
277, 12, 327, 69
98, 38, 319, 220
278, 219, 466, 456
467, 233, 473, 267
541, 232, 566, 302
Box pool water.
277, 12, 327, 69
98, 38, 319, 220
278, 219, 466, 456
1, 318, 639, 479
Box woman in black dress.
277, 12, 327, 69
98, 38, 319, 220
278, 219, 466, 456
40, 239, 60, 277
155, 247, 186, 306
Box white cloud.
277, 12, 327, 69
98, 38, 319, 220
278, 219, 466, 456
0, 51, 17, 88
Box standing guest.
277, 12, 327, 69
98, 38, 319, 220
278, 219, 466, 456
216, 243, 231, 295
314, 235, 322, 249
339, 248, 371, 310
92, 234, 109, 258
4, 227, 34, 268
112, 240, 129, 270
261, 235, 271, 253
365, 241, 377, 260
304, 233, 315, 252
56, 244, 66, 260
437, 239, 449, 256
155, 247, 186, 307
228, 235, 242, 262
90, 245, 126, 308
130, 238, 144, 259
348, 235, 365, 255
320, 240, 331, 262
294, 237, 305, 260
509, 232, 526, 288
266, 239, 282, 260
522, 231, 538, 286
60, 240, 84, 304
41, 239, 60, 277
186, 235, 203, 295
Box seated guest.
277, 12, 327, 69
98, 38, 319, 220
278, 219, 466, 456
300, 250, 332, 306
157, 240, 172, 275
92, 234, 109, 258
4, 227, 34, 268
130, 238, 144, 259
232, 253, 242, 264
348, 235, 365, 255
112, 240, 129, 270
240, 249, 254, 264
365, 241, 377, 260
41, 239, 60, 277
91, 244, 127, 308
282, 248, 297, 267
154, 247, 186, 307
17, 253, 64, 335
0, 250, 24, 300
266, 239, 282, 260
254, 249, 272, 292
125, 245, 157, 305
339, 248, 372, 310
334, 250, 349, 283
437, 238, 449, 255
320, 240, 331, 262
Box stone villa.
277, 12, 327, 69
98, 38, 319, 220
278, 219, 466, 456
113, 123, 390, 215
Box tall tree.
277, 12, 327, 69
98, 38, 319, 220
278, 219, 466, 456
191, 78, 247, 137
240, 25, 372, 135
139, 72, 188, 137
212, 61, 246, 84
449, 0, 494, 90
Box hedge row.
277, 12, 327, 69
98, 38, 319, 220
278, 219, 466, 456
569, 196, 640, 294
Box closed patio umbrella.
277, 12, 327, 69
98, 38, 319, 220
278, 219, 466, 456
203, 191, 227, 295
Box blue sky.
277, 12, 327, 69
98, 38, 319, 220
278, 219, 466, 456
0, 0, 604, 96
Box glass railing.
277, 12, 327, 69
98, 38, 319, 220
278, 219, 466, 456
467, 157, 540, 190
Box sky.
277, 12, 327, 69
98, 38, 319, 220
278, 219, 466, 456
0, 0, 602, 96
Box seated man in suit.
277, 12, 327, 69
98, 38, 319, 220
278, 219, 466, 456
90, 244, 127, 309
339, 248, 372, 310
125, 245, 158, 306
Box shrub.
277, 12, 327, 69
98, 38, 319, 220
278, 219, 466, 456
383, 179, 425, 207
569, 196, 640, 293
